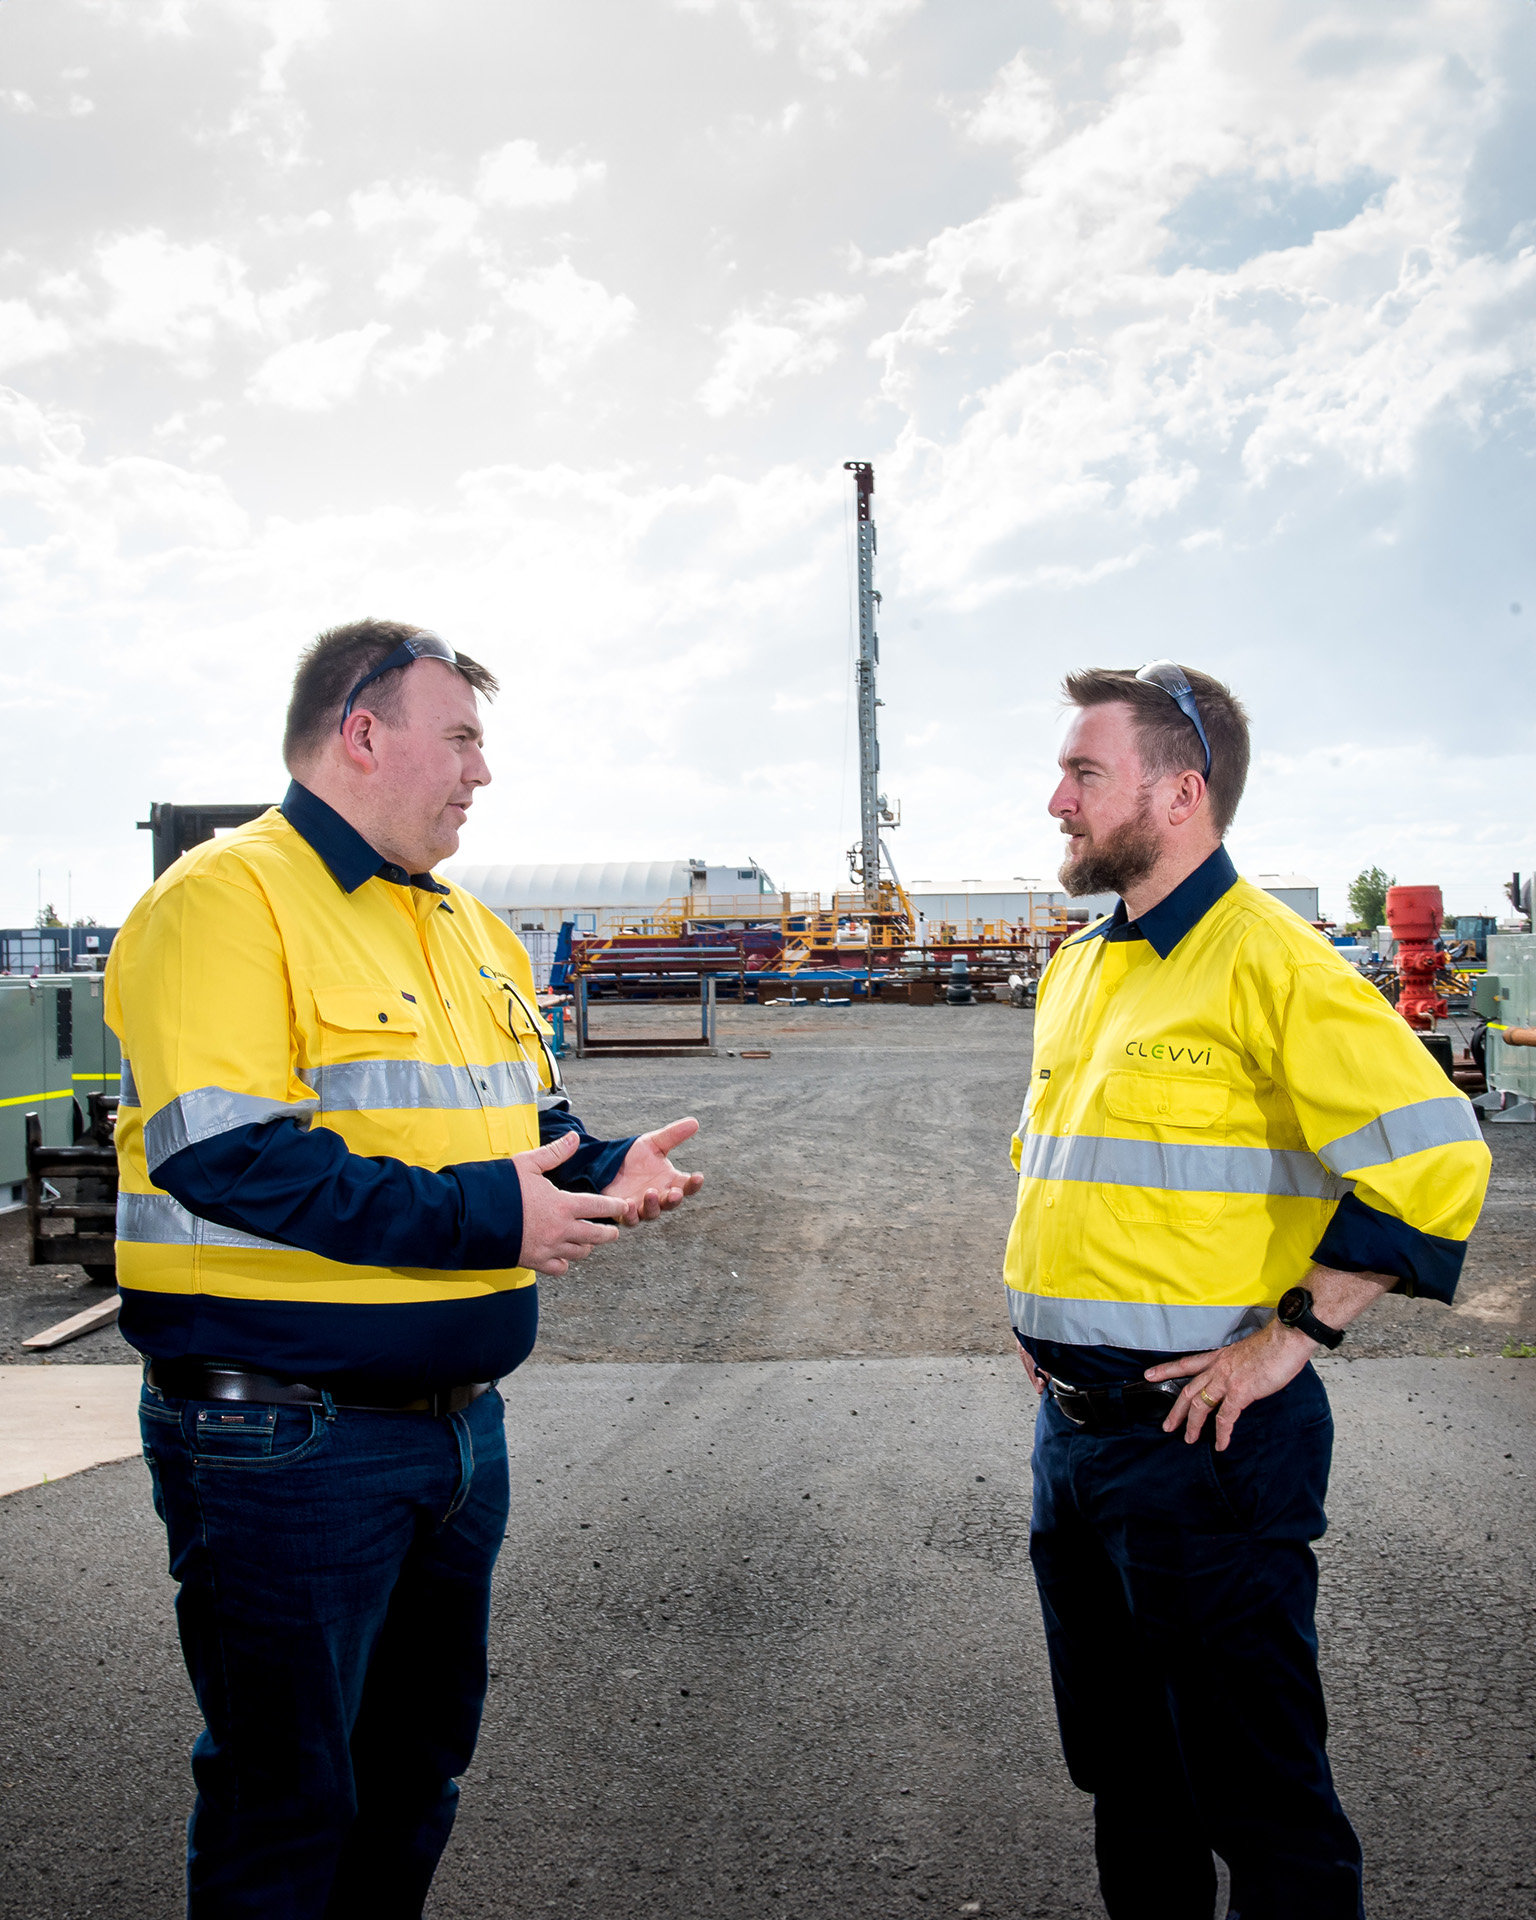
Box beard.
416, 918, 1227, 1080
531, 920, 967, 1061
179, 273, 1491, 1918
1058, 802, 1162, 898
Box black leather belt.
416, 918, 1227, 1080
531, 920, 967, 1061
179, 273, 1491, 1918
146, 1361, 494, 1419
1046, 1376, 1182, 1432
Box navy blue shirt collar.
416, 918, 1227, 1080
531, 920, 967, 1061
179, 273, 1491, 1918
1070, 844, 1238, 960
280, 781, 449, 896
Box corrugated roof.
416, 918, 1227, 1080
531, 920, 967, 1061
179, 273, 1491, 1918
442, 860, 695, 909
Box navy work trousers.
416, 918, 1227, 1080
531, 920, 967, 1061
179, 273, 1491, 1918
1029, 1365, 1365, 1920
139, 1378, 511, 1920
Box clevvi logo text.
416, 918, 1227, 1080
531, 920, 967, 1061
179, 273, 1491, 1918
1124, 1041, 1213, 1065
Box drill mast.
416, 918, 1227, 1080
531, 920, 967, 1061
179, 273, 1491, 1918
844, 460, 887, 906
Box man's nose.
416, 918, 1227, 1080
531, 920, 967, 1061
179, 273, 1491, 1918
466, 747, 491, 788
1048, 777, 1074, 819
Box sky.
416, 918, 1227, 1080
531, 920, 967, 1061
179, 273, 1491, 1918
1, 0, 1533, 928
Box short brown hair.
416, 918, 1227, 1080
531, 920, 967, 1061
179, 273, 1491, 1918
283, 618, 499, 769
1063, 665, 1250, 836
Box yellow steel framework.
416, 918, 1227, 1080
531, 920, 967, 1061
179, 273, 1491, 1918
632, 886, 1081, 977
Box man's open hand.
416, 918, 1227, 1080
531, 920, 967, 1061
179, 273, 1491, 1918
514, 1132, 630, 1276
603, 1117, 704, 1222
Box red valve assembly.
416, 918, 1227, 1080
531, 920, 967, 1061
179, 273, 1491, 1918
1385, 884, 1447, 1031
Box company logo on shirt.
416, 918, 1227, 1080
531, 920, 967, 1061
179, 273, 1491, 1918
1124, 1041, 1213, 1065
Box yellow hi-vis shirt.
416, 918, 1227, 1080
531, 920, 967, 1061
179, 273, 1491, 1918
106, 796, 559, 1383
1005, 855, 1490, 1354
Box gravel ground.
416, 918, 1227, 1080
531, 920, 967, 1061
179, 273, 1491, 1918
4, 999, 1534, 1365
1, 1354, 1531, 1920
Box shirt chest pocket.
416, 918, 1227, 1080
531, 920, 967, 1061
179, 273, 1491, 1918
307, 984, 454, 1165
311, 986, 422, 1070
1099, 1069, 1229, 1228
475, 984, 549, 1113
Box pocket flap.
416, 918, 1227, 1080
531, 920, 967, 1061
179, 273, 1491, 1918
313, 985, 421, 1036
1105, 1070, 1226, 1129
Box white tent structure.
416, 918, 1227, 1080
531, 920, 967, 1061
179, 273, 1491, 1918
442, 858, 776, 938
448, 861, 691, 930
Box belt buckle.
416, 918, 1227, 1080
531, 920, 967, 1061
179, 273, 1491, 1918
1048, 1382, 1091, 1428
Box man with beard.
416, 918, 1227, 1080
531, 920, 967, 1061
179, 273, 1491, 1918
1005, 663, 1489, 1920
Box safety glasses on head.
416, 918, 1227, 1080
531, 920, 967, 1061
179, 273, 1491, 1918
1134, 659, 1211, 778
338, 632, 464, 732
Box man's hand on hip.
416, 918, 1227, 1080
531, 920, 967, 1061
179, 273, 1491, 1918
603, 1117, 705, 1222
514, 1132, 631, 1276
1146, 1263, 1392, 1450
1145, 1321, 1319, 1451
1015, 1341, 1047, 1396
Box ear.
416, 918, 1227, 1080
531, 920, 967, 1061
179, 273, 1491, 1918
339, 708, 380, 773
1165, 769, 1206, 827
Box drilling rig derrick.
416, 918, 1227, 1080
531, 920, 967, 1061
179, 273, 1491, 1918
843, 461, 900, 910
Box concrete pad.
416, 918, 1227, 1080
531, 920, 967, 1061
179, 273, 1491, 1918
1, 1353, 1532, 1919
0, 1362, 142, 1496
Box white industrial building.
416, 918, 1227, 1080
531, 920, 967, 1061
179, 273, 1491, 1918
904, 883, 1119, 928
442, 859, 777, 936
906, 872, 1321, 931
1250, 874, 1320, 921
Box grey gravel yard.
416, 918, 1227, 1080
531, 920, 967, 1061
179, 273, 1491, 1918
2, 999, 1533, 1918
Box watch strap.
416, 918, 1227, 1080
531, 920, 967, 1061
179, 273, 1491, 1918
1281, 1289, 1346, 1349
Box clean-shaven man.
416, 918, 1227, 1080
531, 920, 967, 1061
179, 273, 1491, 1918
1005, 663, 1489, 1920
109, 618, 702, 1918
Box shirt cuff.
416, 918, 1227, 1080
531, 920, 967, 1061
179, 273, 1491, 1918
538, 1110, 637, 1195
1312, 1191, 1465, 1304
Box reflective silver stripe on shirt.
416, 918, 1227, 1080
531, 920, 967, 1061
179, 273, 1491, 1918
1016, 1131, 1348, 1202
119, 1058, 139, 1107
1318, 1096, 1482, 1177
143, 1088, 320, 1175
1008, 1290, 1273, 1352
116, 1190, 290, 1255
298, 1058, 540, 1113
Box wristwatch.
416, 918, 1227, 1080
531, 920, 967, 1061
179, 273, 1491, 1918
1276, 1287, 1346, 1349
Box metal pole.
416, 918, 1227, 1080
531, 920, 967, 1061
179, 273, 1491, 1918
844, 461, 880, 907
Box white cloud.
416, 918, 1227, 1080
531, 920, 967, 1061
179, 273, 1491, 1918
349, 182, 482, 300
96, 230, 260, 360
964, 50, 1060, 155
0, 386, 250, 575
250, 0, 332, 94
0, 300, 71, 371
699, 291, 864, 414
875, 0, 1534, 591
498, 260, 637, 374
2, 0, 1534, 927
374, 329, 455, 389
475, 138, 606, 209
245, 323, 390, 409
674, 0, 923, 78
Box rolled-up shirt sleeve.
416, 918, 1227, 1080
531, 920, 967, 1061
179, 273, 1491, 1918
1239, 944, 1491, 1302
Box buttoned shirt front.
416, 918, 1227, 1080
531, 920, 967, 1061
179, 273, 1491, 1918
1005, 848, 1490, 1385
107, 784, 630, 1387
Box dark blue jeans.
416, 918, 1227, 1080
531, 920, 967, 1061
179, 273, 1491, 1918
140, 1379, 511, 1920
1029, 1365, 1365, 1920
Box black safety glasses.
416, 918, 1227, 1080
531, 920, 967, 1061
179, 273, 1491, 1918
338, 633, 462, 732
1135, 659, 1211, 778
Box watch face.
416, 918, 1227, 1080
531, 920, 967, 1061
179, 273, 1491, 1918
1277, 1288, 1308, 1325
